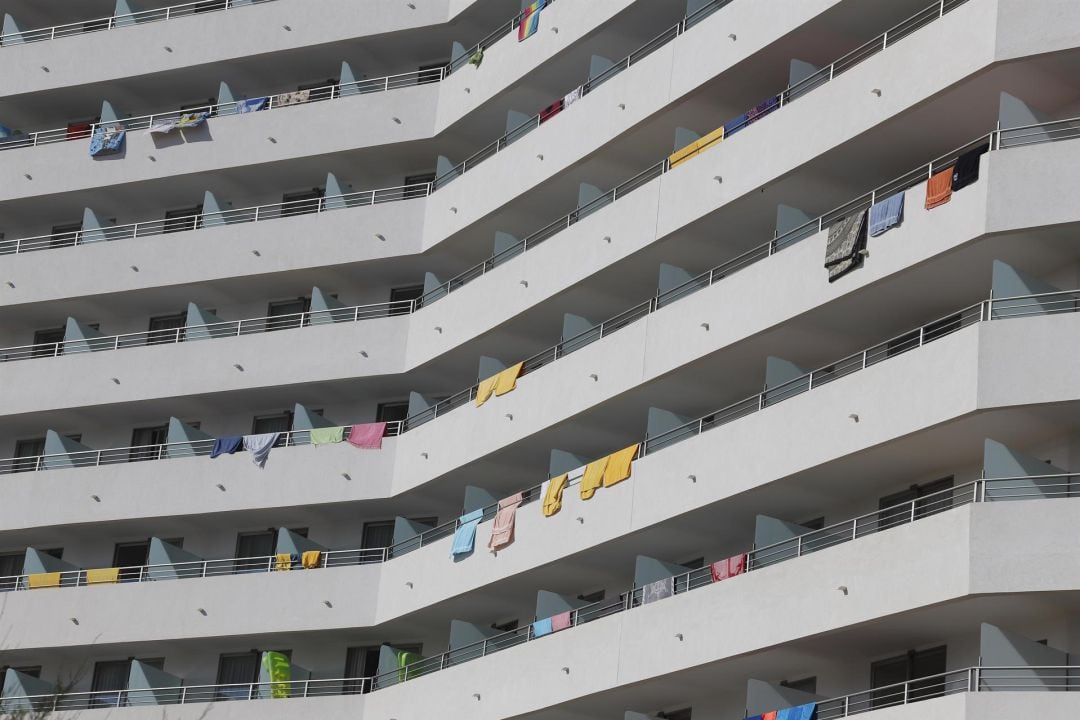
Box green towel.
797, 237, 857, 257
309, 426, 345, 446
262, 651, 291, 699
469, 49, 484, 67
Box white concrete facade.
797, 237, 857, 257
1, 0, 1079, 719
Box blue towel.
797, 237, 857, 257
869, 192, 905, 237
210, 436, 244, 458
89, 124, 126, 157
243, 432, 280, 468
723, 112, 750, 138
237, 97, 268, 114
532, 618, 553, 637
747, 95, 780, 124
450, 509, 484, 557
777, 703, 817, 720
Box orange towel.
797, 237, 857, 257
580, 456, 609, 500
603, 444, 640, 487
924, 167, 954, 209
543, 474, 568, 517
86, 567, 120, 585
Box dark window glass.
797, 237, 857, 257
281, 189, 323, 218
112, 541, 150, 582
376, 402, 409, 424
870, 646, 947, 709
90, 660, 130, 707
32, 327, 65, 358
129, 425, 168, 462
781, 677, 818, 694
50, 222, 82, 249
215, 653, 259, 701
404, 172, 436, 186
389, 285, 423, 316
266, 298, 310, 331
878, 477, 954, 531
252, 413, 292, 438
147, 313, 187, 345
163, 206, 202, 234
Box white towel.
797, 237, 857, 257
243, 433, 280, 468
563, 85, 583, 108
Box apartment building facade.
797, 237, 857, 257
0, 0, 1079, 718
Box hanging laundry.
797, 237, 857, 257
762, 713, 778, 720
301, 550, 322, 569
951, 143, 989, 191
580, 456, 609, 500
550, 611, 572, 632
237, 97, 268, 114
747, 95, 781, 125
669, 140, 699, 169
642, 576, 674, 604
243, 432, 280, 468
723, 112, 750, 138
542, 473, 569, 517
451, 509, 485, 557
275, 89, 311, 107
28, 572, 61, 589
824, 211, 867, 282
532, 617, 553, 637
210, 436, 244, 458
563, 85, 583, 108
868, 191, 905, 237
274, 554, 293, 572
347, 422, 387, 449
262, 651, 291, 699
309, 426, 345, 446
539, 99, 564, 124
177, 111, 209, 129
488, 493, 524, 550
494, 362, 525, 396
603, 444, 639, 487
777, 703, 818, 720
67, 122, 92, 140
710, 553, 747, 582
469, 48, 484, 67
696, 125, 725, 154
89, 123, 126, 156
518, 0, 545, 41
149, 117, 180, 134
85, 567, 120, 585
924, 167, 954, 209
475, 374, 500, 407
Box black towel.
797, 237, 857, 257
951, 143, 989, 191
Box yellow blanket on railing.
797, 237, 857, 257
28, 572, 61, 589
603, 444, 640, 488
86, 567, 120, 585
475, 362, 525, 407
274, 554, 293, 572
301, 551, 322, 569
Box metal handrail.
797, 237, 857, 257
0, 421, 404, 475
0, 0, 274, 47
0, 68, 445, 153
0, 299, 416, 363
0, 181, 431, 255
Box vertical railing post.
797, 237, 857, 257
939, 0, 945, 17
902, 680, 910, 705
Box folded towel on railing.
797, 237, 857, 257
475, 362, 524, 407
177, 112, 209, 129
28, 572, 61, 589
710, 553, 747, 583
551, 611, 572, 632
274, 553, 293, 572
542, 474, 568, 517
642, 576, 674, 604
243, 432, 280, 468
347, 422, 387, 449
210, 436, 244, 458
451, 509, 485, 557
518, 0, 544, 41
603, 444, 639, 488
564, 85, 583, 108
952, 143, 989, 191
275, 89, 311, 106
825, 210, 868, 282
309, 426, 344, 446
532, 618, 553, 637
237, 97, 268, 114
580, 456, 609, 500
925, 167, 954, 209
86, 567, 120, 585
89, 123, 125, 157
488, 493, 524, 551
301, 551, 322, 569
777, 703, 817, 720
869, 191, 905, 237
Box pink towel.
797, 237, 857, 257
710, 553, 747, 583
488, 493, 524, 551
550, 611, 572, 632
347, 422, 387, 449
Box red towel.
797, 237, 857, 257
539, 99, 564, 124
67, 122, 92, 140
347, 422, 387, 449
763, 712, 778, 720
710, 553, 747, 583
551, 611, 572, 632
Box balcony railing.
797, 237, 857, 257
2, 478, 1075, 707
0, 68, 445, 152
0, 0, 274, 47
1, 0, 970, 259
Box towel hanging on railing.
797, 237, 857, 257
924, 167, 954, 209
310, 426, 345, 446
824, 210, 867, 282
489, 493, 524, 550
243, 432, 280, 468
869, 192, 905, 237
518, 0, 545, 41
210, 436, 244, 458
86, 567, 120, 585
952, 143, 989, 191
347, 422, 387, 449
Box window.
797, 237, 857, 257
389, 285, 424, 316
0, 552, 24, 589
375, 402, 409, 424
13, 436, 81, 473
877, 477, 954, 531
147, 312, 187, 345
870, 646, 947, 709
280, 189, 324, 218
129, 425, 169, 462
266, 298, 310, 331
251, 412, 292, 436
344, 647, 378, 694
577, 589, 605, 603
798, 517, 826, 531
31, 327, 65, 358
50, 222, 82, 249
491, 619, 519, 632
781, 676, 818, 694
162, 206, 202, 234
112, 540, 155, 582
659, 709, 693, 720
215, 653, 259, 700
235, 528, 306, 572
10, 666, 42, 678
404, 172, 436, 187
678, 557, 705, 570
90, 660, 132, 707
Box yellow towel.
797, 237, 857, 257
28, 572, 61, 589
603, 444, 640, 487
543, 474, 569, 517
580, 457, 609, 500
86, 567, 120, 585
668, 142, 699, 169
695, 126, 724, 153
475, 375, 500, 407
274, 553, 293, 572
494, 362, 524, 397
301, 550, 322, 569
